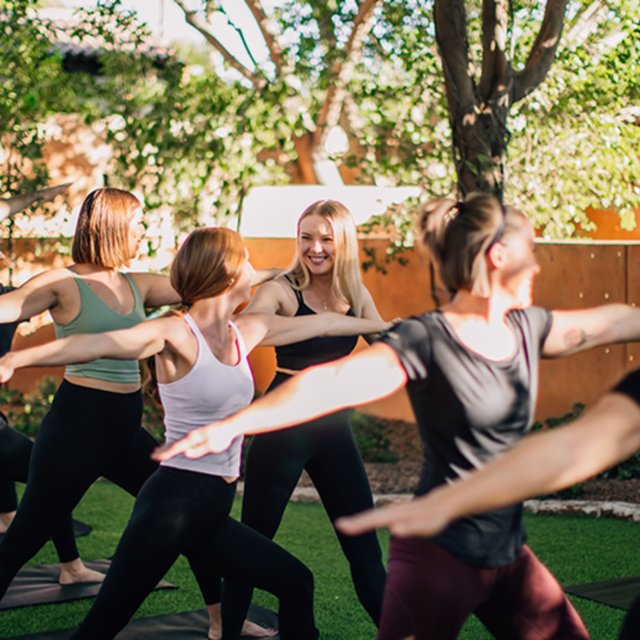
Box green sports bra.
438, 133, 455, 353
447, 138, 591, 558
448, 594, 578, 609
54, 271, 146, 384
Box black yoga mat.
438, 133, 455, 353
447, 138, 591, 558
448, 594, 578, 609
0, 559, 175, 611
566, 576, 640, 611
7, 604, 279, 639
71, 519, 92, 538
0, 519, 92, 543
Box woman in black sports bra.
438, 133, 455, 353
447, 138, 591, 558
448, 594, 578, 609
221, 200, 387, 637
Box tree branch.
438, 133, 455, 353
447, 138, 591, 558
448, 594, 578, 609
479, 0, 511, 103
243, 0, 286, 74
0, 183, 71, 222
512, 0, 569, 103
172, 0, 258, 84
314, 0, 382, 150
434, 0, 476, 113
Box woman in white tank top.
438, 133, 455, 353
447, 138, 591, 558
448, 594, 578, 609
0, 227, 388, 640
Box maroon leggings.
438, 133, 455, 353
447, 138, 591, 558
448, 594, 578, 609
378, 537, 589, 640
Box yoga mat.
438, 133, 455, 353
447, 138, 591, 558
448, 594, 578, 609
7, 604, 279, 639
71, 519, 92, 538
566, 575, 640, 610
0, 519, 92, 542
0, 559, 175, 611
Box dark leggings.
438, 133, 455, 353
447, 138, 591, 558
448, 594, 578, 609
222, 375, 386, 636
620, 593, 640, 639
0, 381, 220, 604
0, 417, 78, 562
70, 466, 318, 640
379, 536, 588, 640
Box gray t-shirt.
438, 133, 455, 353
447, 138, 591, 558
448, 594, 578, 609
379, 306, 552, 567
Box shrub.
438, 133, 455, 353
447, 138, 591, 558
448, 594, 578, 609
351, 411, 398, 463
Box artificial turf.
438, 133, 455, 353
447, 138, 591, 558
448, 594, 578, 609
0, 481, 635, 639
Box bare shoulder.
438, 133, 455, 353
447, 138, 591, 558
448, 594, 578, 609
247, 276, 297, 316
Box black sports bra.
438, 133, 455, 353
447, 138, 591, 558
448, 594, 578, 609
275, 286, 358, 371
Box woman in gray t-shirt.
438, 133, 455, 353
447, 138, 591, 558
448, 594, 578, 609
158, 193, 640, 640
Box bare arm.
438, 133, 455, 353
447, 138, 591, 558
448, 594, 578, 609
242, 279, 287, 315
154, 342, 407, 460
543, 305, 640, 357
251, 268, 284, 287
130, 273, 180, 307
235, 311, 388, 352
0, 271, 60, 324
337, 391, 640, 538
0, 317, 171, 382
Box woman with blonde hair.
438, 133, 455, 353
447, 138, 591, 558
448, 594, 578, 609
221, 199, 387, 636
0, 225, 388, 639
158, 192, 640, 639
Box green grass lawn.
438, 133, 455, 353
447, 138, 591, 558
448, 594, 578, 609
0, 481, 635, 639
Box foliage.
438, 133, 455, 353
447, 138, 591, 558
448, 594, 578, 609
0, 0, 79, 245
505, 0, 640, 237
3, 0, 639, 251
351, 410, 398, 463
0, 377, 58, 439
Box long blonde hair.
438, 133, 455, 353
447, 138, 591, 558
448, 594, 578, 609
419, 192, 525, 298
286, 200, 364, 316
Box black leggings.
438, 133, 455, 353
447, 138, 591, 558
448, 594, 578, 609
0, 381, 220, 605
70, 466, 318, 640
0, 416, 78, 562
222, 376, 386, 635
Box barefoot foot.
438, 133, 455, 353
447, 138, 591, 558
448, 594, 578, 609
59, 560, 106, 586
240, 619, 278, 638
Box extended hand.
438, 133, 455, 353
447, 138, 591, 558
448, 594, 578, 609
0, 355, 16, 383
335, 497, 450, 538
153, 422, 236, 461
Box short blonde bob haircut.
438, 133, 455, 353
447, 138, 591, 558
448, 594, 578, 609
286, 200, 364, 317
71, 188, 142, 268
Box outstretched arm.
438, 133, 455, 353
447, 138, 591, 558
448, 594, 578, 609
154, 342, 407, 460
544, 305, 640, 357
0, 317, 169, 382
0, 271, 60, 324
236, 311, 389, 352
337, 390, 640, 538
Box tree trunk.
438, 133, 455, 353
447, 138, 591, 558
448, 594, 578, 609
451, 99, 509, 198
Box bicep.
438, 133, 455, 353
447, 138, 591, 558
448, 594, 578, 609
360, 287, 384, 322
99, 318, 170, 359
133, 273, 180, 307
543, 307, 617, 357
328, 342, 408, 405
242, 282, 283, 315
0, 274, 57, 323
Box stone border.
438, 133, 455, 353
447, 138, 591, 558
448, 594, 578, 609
237, 484, 640, 521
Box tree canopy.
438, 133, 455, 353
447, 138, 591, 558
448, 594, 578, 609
0, 0, 638, 243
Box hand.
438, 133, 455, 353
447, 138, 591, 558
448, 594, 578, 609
0, 355, 16, 383
335, 497, 450, 538
153, 422, 237, 461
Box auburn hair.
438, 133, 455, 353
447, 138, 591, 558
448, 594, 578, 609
71, 188, 141, 268
170, 227, 246, 306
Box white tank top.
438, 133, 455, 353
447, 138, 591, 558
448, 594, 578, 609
159, 314, 254, 477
